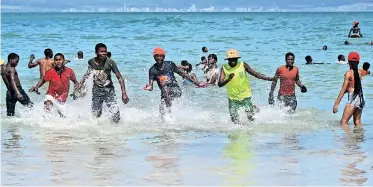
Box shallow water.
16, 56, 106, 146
1, 12, 373, 185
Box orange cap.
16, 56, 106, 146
153, 47, 165, 56
348, 52, 360, 62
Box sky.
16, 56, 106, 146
1, 0, 373, 12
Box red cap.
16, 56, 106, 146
153, 47, 165, 56
348, 52, 360, 62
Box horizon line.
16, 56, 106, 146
2, 11, 373, 13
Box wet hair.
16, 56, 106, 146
107, 52, 112, 58
54, 53, 65, 59
208, 54, 218, 61
8, 53, 19, 62
344, 41, 350, 45
338, 55, 344, 61
305, 55, 312, 62
201, 56, 206, 61
77, 51, 83, 55
322, 45, 327, 50
363, 62, 370, 70
95, 43, 107, 53
202, 47, 208, 52
44, 48, 53, 58
349, 61, 362, 97
181, 60, 189, 66
285, 52, 295, 60
181, 60, 192, 73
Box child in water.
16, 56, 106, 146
178, 60, 199, 85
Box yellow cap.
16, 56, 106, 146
225, 49, 241, 60
0, 59, 4, 65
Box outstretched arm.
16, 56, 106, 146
79, 66, 92, 85
29, 78, 46, 94
172, 62, 200, 86
176, 69, 200, 86
244, 63, 273, 81
28, 56, 39, 68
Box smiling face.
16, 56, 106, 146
96, 47, 107, 61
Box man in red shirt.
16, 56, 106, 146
29, 53, 79, 117
269, 52, 307, 113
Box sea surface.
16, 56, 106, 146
1, 12, 373, 185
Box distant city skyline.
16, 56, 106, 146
1, 0, 373, 12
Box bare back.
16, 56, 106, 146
346, 70, 363, 94
1, 64, 22, 91
39, 58, 55, 78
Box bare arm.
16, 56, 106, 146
28, 59, 39, 68
244, 63, 273, 81
175, 69, 199, 86
79, 66, 92, 85
9, 68, 21, 95
295, 72, 303, 87
348, 28, 352, 37
217, 67, 230, 87
269, 73, 278, 97
34, 79, 46, 89
115, 72, 127, 95
334, 72, 350, 106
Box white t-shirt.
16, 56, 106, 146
336, 61, 348, 64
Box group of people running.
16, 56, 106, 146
0, 42, 369, 126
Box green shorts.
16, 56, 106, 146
228, 97, 254, 120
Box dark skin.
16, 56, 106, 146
218, 58, 273, 88
269, 55, 305, 101
29, 55, 80, 115
1, 57, 24, 100
144, 54, 205, 91
144, 54, 205, 111
80, 47, 129, 105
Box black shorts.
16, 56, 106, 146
161, 84, 182, 99
6, 88, 33, 116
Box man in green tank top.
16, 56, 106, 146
218, 49, 274, 124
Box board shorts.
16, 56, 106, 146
278, 95, 297, 113
228, 97, 254, 121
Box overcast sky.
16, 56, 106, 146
1, 0, 373, 11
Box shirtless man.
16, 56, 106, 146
1, 53, 33, 116
28, 48, 55, 79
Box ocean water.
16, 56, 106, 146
1, 12, 373, 185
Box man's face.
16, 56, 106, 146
9, 58, 19, 67
286, 56, 295, 66
54, 55, 64, 69
154, 54, 165, 64
228, 58, 238, 67
96, 47, 107, 61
